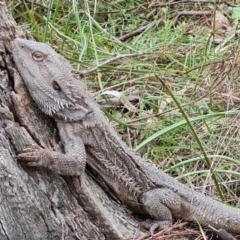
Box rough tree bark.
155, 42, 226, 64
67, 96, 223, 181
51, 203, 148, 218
0, 2, 144, 239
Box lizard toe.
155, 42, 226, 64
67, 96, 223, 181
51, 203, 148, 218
17, 152, 40, 161
19, 144, 42, 154
141, 219, 172, 235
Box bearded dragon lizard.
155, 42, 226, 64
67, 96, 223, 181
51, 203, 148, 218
12, 38, 240, 235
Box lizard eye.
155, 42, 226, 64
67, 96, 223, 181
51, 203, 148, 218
32, 51, 44, 62
53, 81, 61, 92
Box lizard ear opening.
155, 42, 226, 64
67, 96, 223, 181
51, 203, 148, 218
53, 81, 62, 92
54, 104, 91, 122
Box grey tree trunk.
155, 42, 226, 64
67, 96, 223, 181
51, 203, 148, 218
0, 2, 144, 239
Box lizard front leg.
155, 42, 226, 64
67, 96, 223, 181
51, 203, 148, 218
141, 188, 182, 234
17, 144, 86, 176
17, 124, 86, 176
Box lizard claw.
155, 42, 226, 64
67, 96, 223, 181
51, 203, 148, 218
18, 144, 42, 154
141, 219, 172, 235
17, 143, 57, 170
17, 144, 46, 166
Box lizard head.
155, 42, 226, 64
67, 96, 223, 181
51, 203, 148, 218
12, 38, 90, 121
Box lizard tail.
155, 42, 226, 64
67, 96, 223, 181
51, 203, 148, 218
186, 193, 240, 234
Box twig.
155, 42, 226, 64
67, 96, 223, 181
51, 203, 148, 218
149, 0, 236, 8
78, 10, 120, 15
21, 0, 51, 10
208, 225, 236, 240
118, 24, 149, 42
125, 0, 236, 14
195, 179, 240, 190
118, 11, 212, 42
136, 222, 193, 240
21, 0, 121, 14
174, 10, 212, 16
77, 52, 145, 76
118, 12, 177, 42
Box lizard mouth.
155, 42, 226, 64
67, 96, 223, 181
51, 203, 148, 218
34, 92, 74, 116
